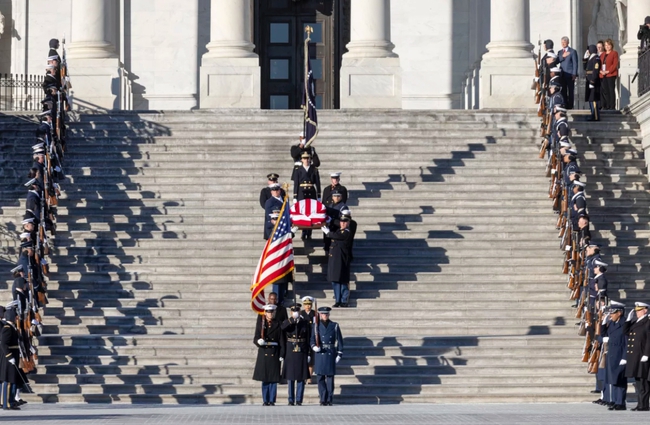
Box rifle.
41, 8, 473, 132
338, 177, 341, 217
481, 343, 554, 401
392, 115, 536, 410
588, 340, 600, 373
575, 289, 585, 317
313, 298, 321, 348
598, 340, 608, 369
581, 333, 592, 363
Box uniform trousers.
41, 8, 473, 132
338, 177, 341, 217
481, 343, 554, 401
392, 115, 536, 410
602, 383, 610, 402
332, 282, 349, 304
634, 378, 650, 409
317, 375, 335, 403
561, 72, 575, 109
287, 380, 305, 404
261, 382, 277, 404
588, 101, 600, 121
1, 382, 16, 409
612, 383, 627, 406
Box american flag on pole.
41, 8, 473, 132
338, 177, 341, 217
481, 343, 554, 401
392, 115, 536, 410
250, 196, 295, 314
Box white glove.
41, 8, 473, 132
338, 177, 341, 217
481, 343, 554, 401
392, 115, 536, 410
642, 356, 649, 362
257, 338, 266, 346
628, 310, 635, 321
620, 359, 627, 365
589, 84, 594, 89
336, 356, 341, 364
583, 50, 590, 59
292, 198, 297, 205
8, 358, 15, 365
307, 356, 311, 362
312, 346, 321, 353
291, 226, 299, 234
279, 357, 284, 362
321, 226, 330, 235
602, 337, 609, 343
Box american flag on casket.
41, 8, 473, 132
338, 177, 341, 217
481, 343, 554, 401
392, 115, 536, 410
290, 199, 327, 229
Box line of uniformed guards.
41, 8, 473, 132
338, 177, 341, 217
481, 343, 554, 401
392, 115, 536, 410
2, 38, 70, 411
536, 37, 650, 412
253, 133, 358, 405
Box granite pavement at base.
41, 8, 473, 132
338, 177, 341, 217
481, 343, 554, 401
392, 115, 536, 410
0, 403, 645, 424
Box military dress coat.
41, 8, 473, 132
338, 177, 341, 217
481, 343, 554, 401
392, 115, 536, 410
259, 187, 286, 209
0, 322, 21, 384
585, 54, 602, 102
290, 145, 321, 180
604, 318, 628, 387
293, 165, 321, 201
310, 320, 344, 376
281, 316, 311, 381
300, 309, 316, 366
327, 229, 351, 284
322, 184, 349, 206
252, 317, 284, 383
263, 196, 283, 240
624, 315, 650, 379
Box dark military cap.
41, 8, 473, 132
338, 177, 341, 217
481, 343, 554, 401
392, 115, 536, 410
331, 190, 342, 197
318, 306, 332, 314
289, 303, 302, 312
49, 39, 60, 49
645, 16, 650, 25
340, 215, 350, 222
544, 39, 554, 49
267, 173, 279, 181
4, 308, 16, 322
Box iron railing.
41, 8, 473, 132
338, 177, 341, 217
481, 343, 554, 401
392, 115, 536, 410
639, 48, 650, 98
0, 74, 46, 112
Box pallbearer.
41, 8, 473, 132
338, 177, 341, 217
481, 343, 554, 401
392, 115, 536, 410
602, 302, 627, 411
281, 303, 310, 406
624, 302, 650, 411
253, 304, 284, 406
310, 306, 343, 406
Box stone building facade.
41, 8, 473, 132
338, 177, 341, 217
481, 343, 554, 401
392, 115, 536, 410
0, 0, 647, 110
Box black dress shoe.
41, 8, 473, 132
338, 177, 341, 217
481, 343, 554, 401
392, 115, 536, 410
296, 402, 302, 406
609, 404, 626, 411
320, 402, 326, 406
333, 303, 341, 308
592, 399, 602, 404
631, 406, 638, 411
340, 303, 348, 308
289, 402, 295, 406
635, 407, 649, 411
270, 402, 275, 406
8, 406, 20, 411
263, 402, 269, 406
590, 390, 600, 394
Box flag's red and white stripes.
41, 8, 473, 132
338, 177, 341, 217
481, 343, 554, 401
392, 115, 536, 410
250, 197, 295, 314
290, 199, 327, 228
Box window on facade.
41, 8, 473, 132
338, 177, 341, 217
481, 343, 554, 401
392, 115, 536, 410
270, 23, 290, 44
270, 95, 289, 109
270, 59, 290, 80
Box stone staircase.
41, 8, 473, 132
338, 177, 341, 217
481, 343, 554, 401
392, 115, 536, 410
0, 109, 645, 404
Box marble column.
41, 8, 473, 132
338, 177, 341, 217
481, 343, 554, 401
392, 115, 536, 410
67, 0, 120, 110
620, 0, 650, 107
479, 0, 534, 108
340, 0, 402, 109
200, 0, 260, 108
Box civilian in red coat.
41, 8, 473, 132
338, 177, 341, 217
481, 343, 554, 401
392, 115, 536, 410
599, 39, 619, 110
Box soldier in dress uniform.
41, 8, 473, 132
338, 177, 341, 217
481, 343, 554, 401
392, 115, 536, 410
624, 302, 650, 411
602, 302, 628, 411
0, 307, 22, 410
293, 152, 321, 241
322, 172, 348, 206
570, 181, 587, 228
322, 217, 352, 308
291, 132, 320, 181
585, 45, 601, 121
340, 209, 357, 262
300, 296, 316, 380
259, 173, 285, 209
323, 191, 348, 254
264, 184, 283, 240
253, 304, 285, 406
281, 303, 311, 406
310, 306, 344, 406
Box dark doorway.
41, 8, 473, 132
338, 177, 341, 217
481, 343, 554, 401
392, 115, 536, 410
255, 0, 349, 110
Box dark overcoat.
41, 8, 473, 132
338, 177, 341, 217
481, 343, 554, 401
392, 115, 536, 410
585, 54, 601, 102
281, 316, 311, 381
327, 229, 351, 284
300, 309, 316, 366
322, 184, 348, 206
310, 320, 343, 376
259, 187, 286, 209
252, 316, 284, 383
263, 196, 283, 239
0, 323, 21, 384
604, 318, 627, 387
624, 315, 650, 378
293, 166, 321, 201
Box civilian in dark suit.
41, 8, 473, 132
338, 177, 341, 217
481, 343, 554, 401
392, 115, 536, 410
558, 36, 579, 109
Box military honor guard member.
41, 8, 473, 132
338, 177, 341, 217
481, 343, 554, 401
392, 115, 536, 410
263, 184, 284, 240
600, 302, 628, 411
624, 302, 650, 411
322, 172, 348, 206
341, 209, 357, 262
300, 296, 316, 379
291, 132, 321, 181
259, 173, 285, 209
323, 190, 348, 254
281, 303, 311, 405
310, 306, 344, 406
253, 304, 285, 406
293, 152, 321, 241
0, 307, 23, 410
584, 44, 602, 121
322, 216, 352, 308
